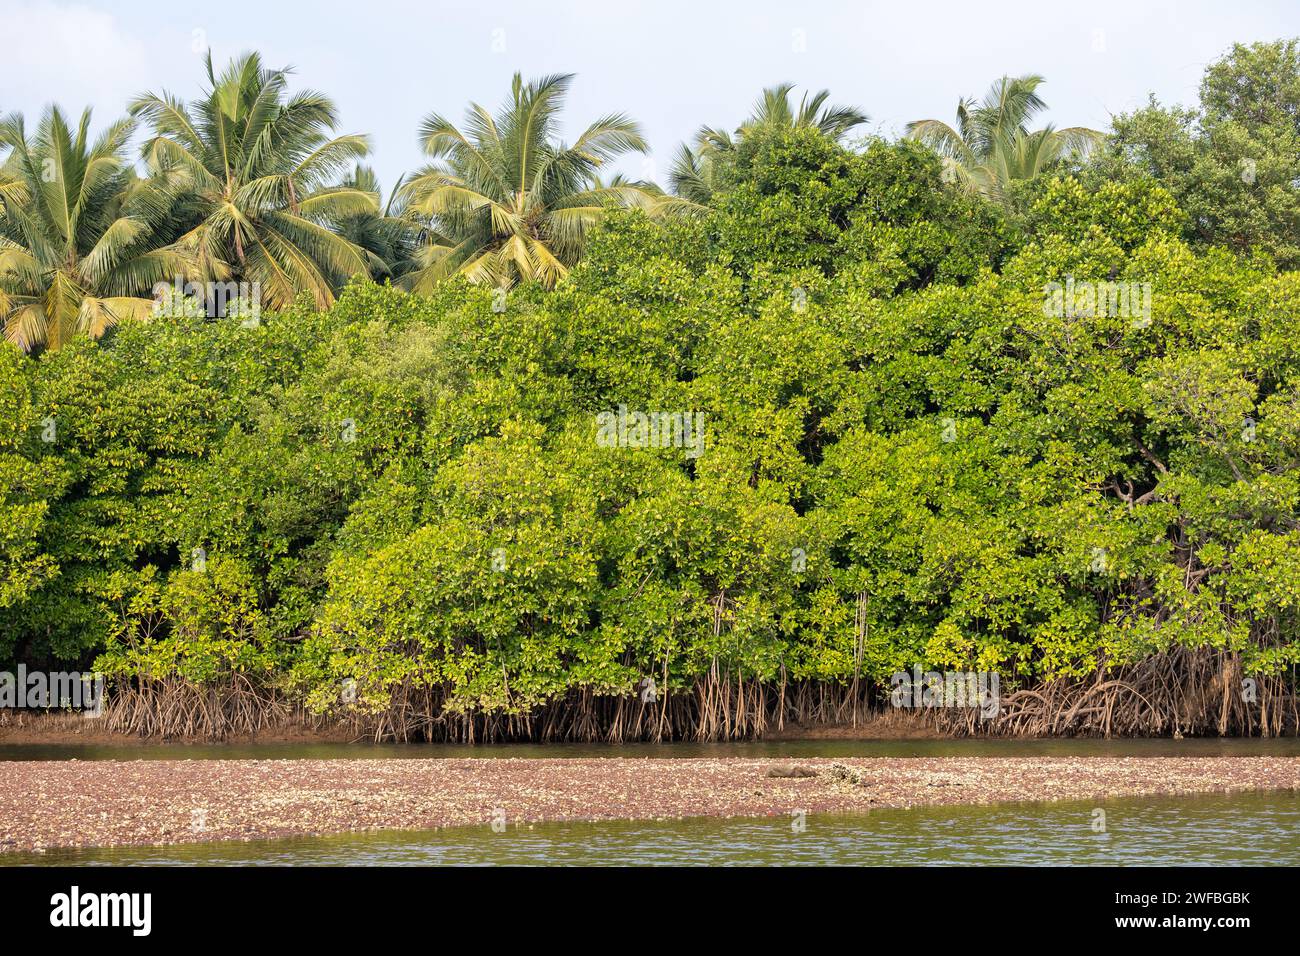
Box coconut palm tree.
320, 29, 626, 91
130, 52, 377, 310
669, 83, 868, 206
906, 75, 1103, 198
399, 73, 659, 291
739, 83, 869, 141
0, 106, 189, 352
667, 141, 727, 206
323, 165, 419, 283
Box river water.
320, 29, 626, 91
6, 790, 1296, 866
3, 739, 1298, 866
4, 736, 1300, 762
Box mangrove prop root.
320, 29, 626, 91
934, 647, 1296, 738
95, 649, 1297, 742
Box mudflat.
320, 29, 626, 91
2, 755, 1298, 853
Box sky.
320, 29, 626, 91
1, 0, 1298, 193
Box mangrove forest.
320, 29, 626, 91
3, 40, 1300, 741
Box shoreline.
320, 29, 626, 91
3, 755, 1299, 853
0, 711, 946, 746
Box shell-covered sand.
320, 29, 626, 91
2, 755, 1298, 852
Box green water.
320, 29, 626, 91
4, 736, 1300, 762
8, 790, 1298, 866
3, 739, 1297, 865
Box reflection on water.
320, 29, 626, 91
3, 737, 1300, 762
8, 790, 1300, 866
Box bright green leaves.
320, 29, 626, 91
3, 111, 1299, 733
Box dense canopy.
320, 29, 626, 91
2, 40, 1298, 740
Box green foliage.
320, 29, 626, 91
710, 128, 1011, 288
1094, 39, 1300, 268
0, 106, 189, 352
399, 72, 661, 290
905, 74, 1104, 199
131, 52, 377, 309
669, 82, 868, 206
1, 68, 1299, 732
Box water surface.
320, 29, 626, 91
7, 790, 1296, 866
4, 737, 1300, 762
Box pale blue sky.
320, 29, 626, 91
2, 0, 1297, 193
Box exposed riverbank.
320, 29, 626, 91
0, 709, 942, 745
3, 755, 1299, 853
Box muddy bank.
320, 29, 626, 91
766, 713, 945, 740
0, 710, 939, 746
2, 755, 1298, 852
0, 713, 353, 746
